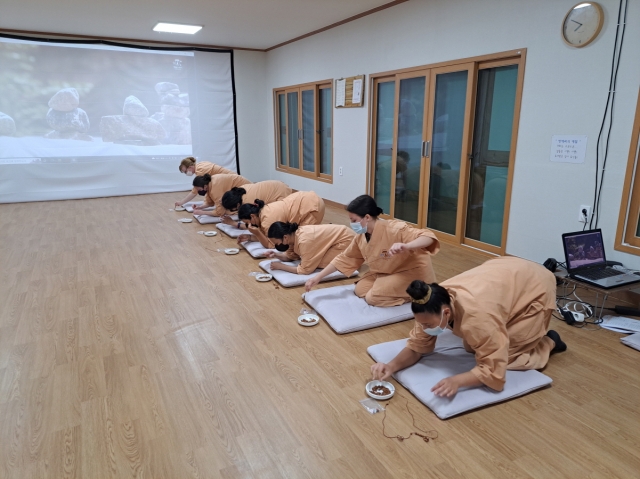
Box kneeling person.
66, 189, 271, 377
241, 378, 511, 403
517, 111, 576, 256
266, 222, 355, 275
305, 195, 439, 307
370, 256, 566, 396
235, 191, 325, 248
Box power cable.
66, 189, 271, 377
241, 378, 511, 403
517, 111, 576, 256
590, 0, 628, 229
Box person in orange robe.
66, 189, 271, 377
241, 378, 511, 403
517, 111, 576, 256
265, 222, 355, 275
175, 157, 235, 207
217, 181, 293, 218
234, 191, 325, 248
190, 174, 251, 215
305, 195, 439, 307
371, 256, 566, 396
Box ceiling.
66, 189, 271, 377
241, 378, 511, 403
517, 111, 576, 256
0, 0, 402, 51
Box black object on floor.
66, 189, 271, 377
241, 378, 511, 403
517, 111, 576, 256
613, 305, 640, 317
547, 330, 567, 353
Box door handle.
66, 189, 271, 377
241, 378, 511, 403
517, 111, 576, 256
422, 140, 431, 158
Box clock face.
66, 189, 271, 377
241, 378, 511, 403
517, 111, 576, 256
563, 2, 604, 47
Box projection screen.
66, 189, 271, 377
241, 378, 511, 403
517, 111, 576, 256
0, 35, 238, 203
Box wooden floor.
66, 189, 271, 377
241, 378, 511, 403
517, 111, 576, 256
1, 193, 639, 479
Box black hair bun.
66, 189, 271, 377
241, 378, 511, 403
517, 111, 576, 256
406, 280, 429, 300
376, 207, 384, 215
254, 199, 265, 208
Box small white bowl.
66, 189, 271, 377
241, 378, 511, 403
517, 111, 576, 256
366, 380, 395, 400
175, 206, 186, 211
255, 273, 273, 282
224, 248, 240, 255
178, 218, 193, 223
204, 231, 217, 237
297, 313, 320, 327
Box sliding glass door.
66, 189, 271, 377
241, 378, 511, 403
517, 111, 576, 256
371, 78, 395, 216
424, 65, 473, 240
368, 52, 524, 254
464, 62, 519, 251
394, 73, 428, 224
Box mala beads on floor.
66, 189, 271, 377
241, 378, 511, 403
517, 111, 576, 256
381, 396, 438, 444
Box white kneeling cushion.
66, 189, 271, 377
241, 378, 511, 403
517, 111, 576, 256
367, 330, 553, 419
195, 214, 238, 225
183, 201, 204, 212
242, 242, 275, 258
216, 223, 245, 237
302, 284, 413, 334
259, 259, 358, 288
621, 332, 640, 351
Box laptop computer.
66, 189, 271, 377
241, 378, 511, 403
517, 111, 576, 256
561, 229, 640, 289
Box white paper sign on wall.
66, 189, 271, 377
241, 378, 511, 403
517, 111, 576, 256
550, 135, 587, 164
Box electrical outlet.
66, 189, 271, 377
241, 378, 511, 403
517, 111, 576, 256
579, 205, 592, 223
339, 167, 343, 176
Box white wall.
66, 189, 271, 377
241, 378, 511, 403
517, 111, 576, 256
232, 50, 270, 181
253, 0, 640, 268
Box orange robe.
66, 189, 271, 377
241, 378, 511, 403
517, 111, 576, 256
330, 219, 440, 307
203, 174, 252, 210
191, 162, 235, 194
406, 256, 557, 392
212, 180, 291, 217
259, 191, 325, 246
284, 224, 355, 275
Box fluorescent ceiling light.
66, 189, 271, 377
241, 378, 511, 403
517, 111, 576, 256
153, 23, 202, 34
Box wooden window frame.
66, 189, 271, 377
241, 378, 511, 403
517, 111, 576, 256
615, 88, 640, 255
366, 49, 526, 256
273, 79, 333, 183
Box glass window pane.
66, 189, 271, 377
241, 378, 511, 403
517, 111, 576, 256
426, 70, 468, 235
302, 90, 315, 172
465, 64, 518, 247
319, 87, 332, 175
374, 81, 395, 215
395, 76, 426, 224
287, 91, 299, 169
278, 94, 287, 166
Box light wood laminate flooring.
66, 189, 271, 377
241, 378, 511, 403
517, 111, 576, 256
0, 193, 639, 478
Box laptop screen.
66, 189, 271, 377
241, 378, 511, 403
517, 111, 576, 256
563, 230, 606, 271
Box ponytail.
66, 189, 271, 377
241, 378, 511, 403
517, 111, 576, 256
237, 199, 265, 220
221, 186, 248, 211
267, 222, 299, 239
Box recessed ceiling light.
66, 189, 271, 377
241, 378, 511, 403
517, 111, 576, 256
153, 23, 202, 34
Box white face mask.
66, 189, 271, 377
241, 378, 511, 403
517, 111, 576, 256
424, 310, 447, 336
186, 170, 194, 177
350, 217, 368, 235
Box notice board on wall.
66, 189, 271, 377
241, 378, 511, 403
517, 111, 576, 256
550, 135, 588, 164
335, 75, 365, 108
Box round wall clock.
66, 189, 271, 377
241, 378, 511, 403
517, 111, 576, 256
562, 2, 605, 47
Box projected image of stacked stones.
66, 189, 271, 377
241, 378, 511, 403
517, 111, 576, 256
150, 82, 192, 145
45, 88, 92, 141
99, 95, 166, 145
0, 112, 16, 137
